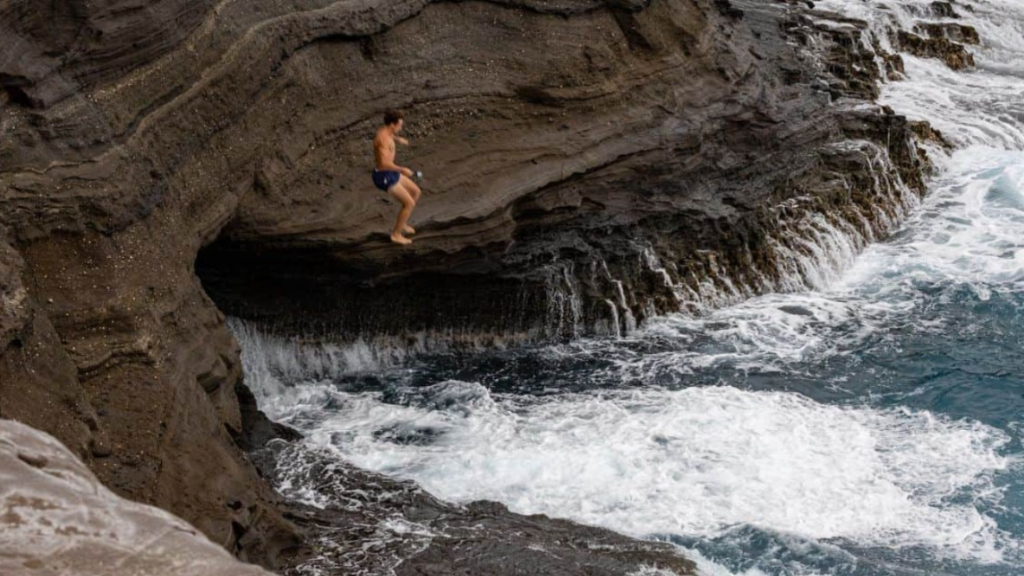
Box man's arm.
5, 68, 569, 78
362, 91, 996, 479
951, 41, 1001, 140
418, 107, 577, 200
395, 136, 410, 146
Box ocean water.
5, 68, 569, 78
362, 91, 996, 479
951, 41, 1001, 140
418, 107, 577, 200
234, 1, 1024, 574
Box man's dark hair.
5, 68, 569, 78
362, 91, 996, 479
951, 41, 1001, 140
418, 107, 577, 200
383, 110, 404, 126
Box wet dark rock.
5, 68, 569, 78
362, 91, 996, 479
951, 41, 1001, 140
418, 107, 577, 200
929, 1, 961, 19
233, 382, 304, 453
904, 1, 963, 19
910, 120, 954, 151
916, 22, 980, 45
714, 0, 744, 20
881, 51, 907, 81
897, 30, 975, 70
372, 423, 444, 446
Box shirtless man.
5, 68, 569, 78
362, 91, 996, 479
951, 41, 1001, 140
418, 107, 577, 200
372, 110, 422, 245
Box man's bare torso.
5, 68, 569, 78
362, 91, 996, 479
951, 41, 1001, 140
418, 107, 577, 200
374, 128, 397, 171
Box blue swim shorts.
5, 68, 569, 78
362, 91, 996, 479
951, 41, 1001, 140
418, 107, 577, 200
372, 169, 401, 192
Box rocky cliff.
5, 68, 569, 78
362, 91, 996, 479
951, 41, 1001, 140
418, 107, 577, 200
0, 0, 975, 572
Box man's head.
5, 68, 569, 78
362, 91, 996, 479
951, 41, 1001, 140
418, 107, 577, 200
383, 109, 404, 133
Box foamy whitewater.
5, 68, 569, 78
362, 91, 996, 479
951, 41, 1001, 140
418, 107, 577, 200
234, 1, 1024, 574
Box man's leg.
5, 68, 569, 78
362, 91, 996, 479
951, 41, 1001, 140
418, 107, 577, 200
395, 175, 419, 235
400, 174, 422, 204
388, 183, 415, 245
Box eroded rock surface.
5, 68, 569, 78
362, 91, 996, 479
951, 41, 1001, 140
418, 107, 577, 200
897, 29, 976, 69
0, 418, 274, 576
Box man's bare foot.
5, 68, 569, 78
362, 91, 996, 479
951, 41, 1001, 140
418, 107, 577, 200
390, 233, 412, 245
403, 225, 416, 235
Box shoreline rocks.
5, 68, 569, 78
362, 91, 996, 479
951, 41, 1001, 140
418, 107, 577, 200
254, 439, 698, 575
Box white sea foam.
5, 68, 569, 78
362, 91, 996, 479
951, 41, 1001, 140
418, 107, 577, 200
814, 0, 1024, 149
683, 548, 800, 576
243, 373, 1016, 563
844, 146, 1024, 295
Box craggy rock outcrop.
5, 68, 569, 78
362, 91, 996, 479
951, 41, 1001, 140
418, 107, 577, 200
910, 1, 964, 20
897, 30, 975, 70
915, 22, 980, 46
0, 418, 273, 576
0, 0, 964, 572
885, 0, 980, 70
0, 201, 302, 566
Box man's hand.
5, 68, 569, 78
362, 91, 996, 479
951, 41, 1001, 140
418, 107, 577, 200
400, 167, 414, 178
396, 136, 410, 146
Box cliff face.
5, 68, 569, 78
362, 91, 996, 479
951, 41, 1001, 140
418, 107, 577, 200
0, 0, 969, 571
0, 0, 209, 108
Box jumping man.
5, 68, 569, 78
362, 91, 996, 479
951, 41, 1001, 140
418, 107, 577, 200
372, 110, 422, 245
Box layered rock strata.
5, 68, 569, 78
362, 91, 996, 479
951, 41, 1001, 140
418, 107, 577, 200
195, 0, 937, 342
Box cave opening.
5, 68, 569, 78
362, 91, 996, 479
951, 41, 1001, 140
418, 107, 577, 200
195, 235, 551, 345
